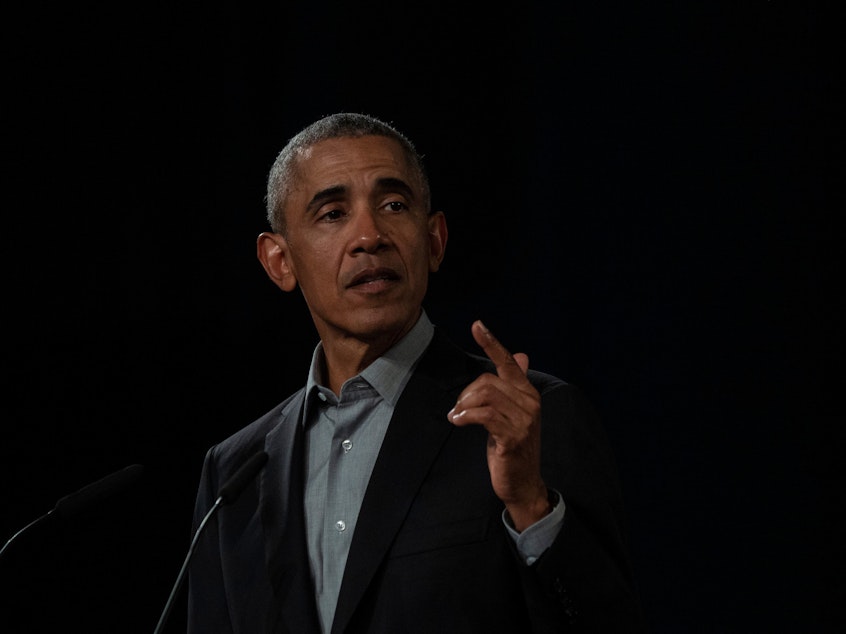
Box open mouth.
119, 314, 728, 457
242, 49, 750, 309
348, 267, 401, 288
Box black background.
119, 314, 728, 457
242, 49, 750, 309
2, 2, 843, 632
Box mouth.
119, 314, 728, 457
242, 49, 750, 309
347, 267, 401, 290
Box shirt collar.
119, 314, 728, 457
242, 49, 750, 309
303, 311, 435, 421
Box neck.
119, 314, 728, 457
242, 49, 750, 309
322, 339, 389, 395
318, 322, 419, 395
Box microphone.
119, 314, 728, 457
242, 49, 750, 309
153, 450, 268, 634
0, 463, 145, 560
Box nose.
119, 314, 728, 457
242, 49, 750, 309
350, 208, 388, 253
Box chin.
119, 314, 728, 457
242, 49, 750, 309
349, 307, 418, 341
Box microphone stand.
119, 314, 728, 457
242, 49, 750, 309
153, 450, 268, 634
153, 496, 223, 634
0, 464, 144, 561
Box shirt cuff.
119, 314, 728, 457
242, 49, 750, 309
502, 489, 565, 565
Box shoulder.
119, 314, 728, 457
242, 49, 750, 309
204, 388, 305, 471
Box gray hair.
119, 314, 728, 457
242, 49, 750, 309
265, 112, 431, 235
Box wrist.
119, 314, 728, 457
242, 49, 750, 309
507, 487, 555, 533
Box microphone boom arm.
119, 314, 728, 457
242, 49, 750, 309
152, 450, 268, 634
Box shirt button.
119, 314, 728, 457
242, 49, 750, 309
341, 439, 353, 453
317, 392, 327, 402
335, 520, 346, 532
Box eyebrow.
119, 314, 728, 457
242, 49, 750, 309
306, 185, 346, 214
305, 177, 416, 214
373, 177, 416, 202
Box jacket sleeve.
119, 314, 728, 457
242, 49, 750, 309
518, 378, 645, 633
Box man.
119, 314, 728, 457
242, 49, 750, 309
187, 112, 643, 632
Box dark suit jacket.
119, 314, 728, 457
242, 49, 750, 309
187, 328, 644, 633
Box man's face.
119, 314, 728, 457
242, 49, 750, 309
269, 135, 447, 345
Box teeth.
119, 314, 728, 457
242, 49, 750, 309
351, 270, 396, 286
358, 274, 391, 284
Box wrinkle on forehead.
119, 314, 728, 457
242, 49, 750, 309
299, 138, 417, 189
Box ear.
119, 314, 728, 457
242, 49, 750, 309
427, 211, 448, 272
256, 231, 298, 292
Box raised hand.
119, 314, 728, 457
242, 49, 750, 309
447, 320, 551, 531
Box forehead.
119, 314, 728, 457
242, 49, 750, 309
291, 135, 417, 192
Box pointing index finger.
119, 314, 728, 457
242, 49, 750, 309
472, 320, 529, 380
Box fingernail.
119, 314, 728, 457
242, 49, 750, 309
448, 408, 465, 422
477, 320, 489, 334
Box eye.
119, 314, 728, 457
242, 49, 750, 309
319, 208, 345, 222
384, 200, 408, 213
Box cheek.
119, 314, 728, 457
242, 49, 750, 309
311, 243, 335, 265
412, 231, 435, 264
294, 238, 335, 273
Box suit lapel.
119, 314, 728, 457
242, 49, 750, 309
331, 330, 477, 633
261, 391, 322, 634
